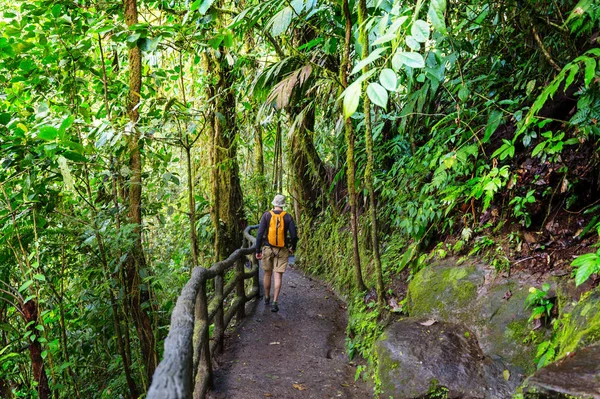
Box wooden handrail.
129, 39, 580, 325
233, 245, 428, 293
147, 225, 260, 399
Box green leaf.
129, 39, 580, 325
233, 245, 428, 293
351, 47, 386, 75
372, 33, 397, 46
367, 82, 388, 109
574, 258, 597, 286
392, 51, 425, 70
483, 110, 503, 143
139, 36, 161, 52
291, 0, 304, 14
33, 274, 46, 282
379, 69, 397, 92
18, 280, 34, 293
411, 20, 430, 42
428, 0, 447, 34
58, 115, 74, 138
270, 7, 294, 37
51, 4, 62, 18
531, 142, 546, 157
191, 0, 214, 14
0, 112, 10, 126
38, 126, 58, 141
223, 31, 233, 48
526, 80, 536, 95
405, 36, 420, 51
343, 81, 361, 119
584, 58, 597, 87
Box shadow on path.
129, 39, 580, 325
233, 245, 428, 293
208, 260, 371, 399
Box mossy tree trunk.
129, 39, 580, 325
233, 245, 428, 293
124, 0, 158, 385
206, 47, 246, 260
357, 0, 385, 305
341, 0, 366, 292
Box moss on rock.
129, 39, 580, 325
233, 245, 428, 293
555, 289, 600, 359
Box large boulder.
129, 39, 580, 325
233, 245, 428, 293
523, 343, 600, 398
406, 258, 543, 375
376, 318, 517, 399
554, 288, 600, 358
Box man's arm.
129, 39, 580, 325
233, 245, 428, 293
287, 216, 298, 251
255, 212, 269, 253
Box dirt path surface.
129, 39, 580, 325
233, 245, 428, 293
207, 261, 372, 399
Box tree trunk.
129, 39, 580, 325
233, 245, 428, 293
207, 48, 246, 260
23, 301, 50, 399
289, 107, 323, 218
341, 0, 366, 292
254, 124, 267, 217
186, 146, 199, 268
357, 0, 385, 306
124, 0, 158, 386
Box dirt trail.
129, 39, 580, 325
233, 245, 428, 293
208, 260, 371, 399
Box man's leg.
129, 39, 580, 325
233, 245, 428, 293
273, 272, 283, 302
263, 271, 272, 300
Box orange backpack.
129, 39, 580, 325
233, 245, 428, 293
267, 211, 286, 247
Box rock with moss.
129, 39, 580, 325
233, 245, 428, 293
406, 258, 540, 376
555, 288, 600, 359
376, 318, 516, 399
522, 343, 600, 398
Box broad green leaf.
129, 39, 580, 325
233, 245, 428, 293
351, 47, 386, 75
379, 69, 397, 91
0, 112, 10, 125
367, 82, 388, 109
271, 7, 294, 37
584, 58, 597, 87
406, 36, 421, 51
428, 0, 447, 34
18, 280, 34, 293
372, 33, 397, 46
38, 126, 58, 141
411, 20, 430, 42
58, 115, 75, 138
343, 81, 361, 119
51, 4, 62, 18
191, 0, 214, 14
387, 16, 408, 35
223, 31, 233, 48
574, 258, 597, 286
458, 85, 470, 102
531, 142, 546, 157
483, 110, 503, 143
190, 0, 202, 11
33, 274, 46, 282
392, 51, 425, 70
291, 0, 304, 14
139, 36, 161, 52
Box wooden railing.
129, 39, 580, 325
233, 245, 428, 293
147, 225, 260, 399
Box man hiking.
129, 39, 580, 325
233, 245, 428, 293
255, 194, 298, 312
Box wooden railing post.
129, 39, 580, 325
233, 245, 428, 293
251, 252, 259, 297
193, 279, 212, 398
214, 273, 224, 354
148, 225, 259, 399
235, 257, 246, 321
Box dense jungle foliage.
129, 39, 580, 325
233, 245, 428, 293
1, 0, 600, 397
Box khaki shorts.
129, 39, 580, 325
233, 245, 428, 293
261, 246, 289, 273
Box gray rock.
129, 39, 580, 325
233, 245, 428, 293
523, 344, 600, 398
376, 318, 517, 399
406, 258, 545, 376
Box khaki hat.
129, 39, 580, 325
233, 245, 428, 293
272, 194, 286, 207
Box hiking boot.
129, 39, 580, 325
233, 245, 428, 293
264, 296, 270, 305
271, 301, 279, 312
